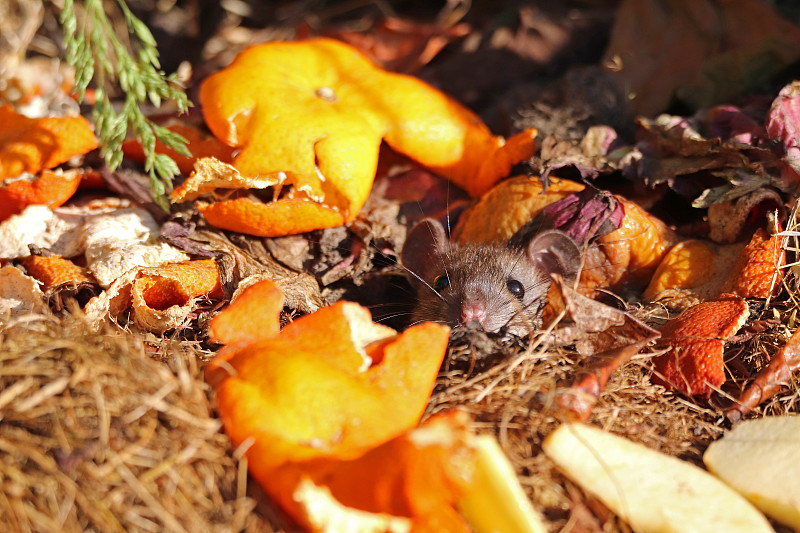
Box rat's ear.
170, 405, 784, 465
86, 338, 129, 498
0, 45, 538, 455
401, 218, 448, 286
526, 230, 582, 282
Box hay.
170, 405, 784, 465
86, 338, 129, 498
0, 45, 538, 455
0, 310, 275, 532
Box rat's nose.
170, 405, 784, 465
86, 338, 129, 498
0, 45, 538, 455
460, 300, 487, 329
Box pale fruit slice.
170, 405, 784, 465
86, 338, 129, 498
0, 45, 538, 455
543, 422, 774, 533
458, 435, 548, 533
704, 415, 800, 531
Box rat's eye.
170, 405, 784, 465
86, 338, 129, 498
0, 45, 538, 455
507, 279, 524, 299
433, 274, 450, 292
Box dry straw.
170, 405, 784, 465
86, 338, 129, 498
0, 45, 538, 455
0, 310, 274, 532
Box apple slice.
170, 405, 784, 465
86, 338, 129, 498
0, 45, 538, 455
458, 435, 548, 533
544, 422, 774, 533
704, 415, 800, 531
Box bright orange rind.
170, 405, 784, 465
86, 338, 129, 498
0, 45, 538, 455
643, 239, 716, 300
269, 410, 474, 533
205, 279, 451, 530
0, 169, 82, 222
190, 38, 536, 236
0, 105, 97, 179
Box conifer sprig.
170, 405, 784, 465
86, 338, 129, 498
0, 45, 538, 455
60, 0, 190, 209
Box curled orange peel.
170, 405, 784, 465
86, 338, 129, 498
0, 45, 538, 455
133, 259, 223, 308
205, 280, 453, 530
206, 280, 449, 466
186, 38, 536, 235
0, 169, 82, 222
267, 410, 475, 533
0, 105, 97, 179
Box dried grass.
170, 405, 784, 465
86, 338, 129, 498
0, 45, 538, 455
0, 310, 275, 533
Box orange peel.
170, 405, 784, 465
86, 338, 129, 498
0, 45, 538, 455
83, 259, 223, 333
0, 169, 82, 222
132, 259, 223, 307
454, 176, 583, 244
721, 227, 785, 298
206, 284, 449, 469
20, 254, 94, 292
580, 198, 679, 296
0, 104, 97, 179
652, 295, 749, 396
643, 239, 717, 300
188, 38, 537, 235
122, 123, 235, 174
268, 410, 475, 533
204, 280, 451, 520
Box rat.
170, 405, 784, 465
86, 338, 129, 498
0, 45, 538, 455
400, 218, 581, 335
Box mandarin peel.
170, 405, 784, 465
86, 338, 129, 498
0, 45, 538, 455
205, 280, 450, 472
0, 169, 83, 222
0, 105, 98, 180
20, 254, 94, 291
193, 38, 536, 236
721, 227, 785, 299
652, 295, 749, 396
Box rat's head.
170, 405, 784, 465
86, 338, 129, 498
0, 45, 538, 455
401, 218, 581, 334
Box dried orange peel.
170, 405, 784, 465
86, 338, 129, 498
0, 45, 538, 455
21, 254, 94, 292
721, 227, 785, 298
0, 169, 83, 222
0, 105, 97, 179
178, 38, 537, 236
652, 295, 749, 396
83, 258, 223, 333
